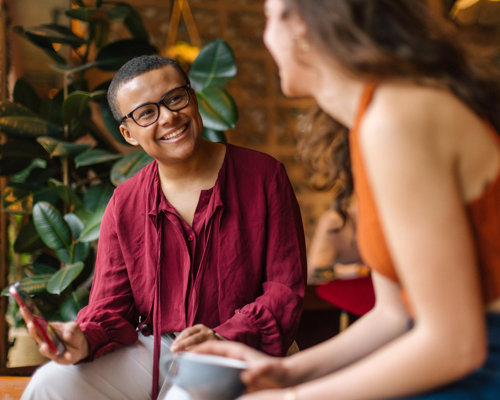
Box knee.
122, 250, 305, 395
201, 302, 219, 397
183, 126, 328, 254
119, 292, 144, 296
21, 362, 72, 400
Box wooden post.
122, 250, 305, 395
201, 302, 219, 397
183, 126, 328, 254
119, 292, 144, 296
0, 0, 9, 369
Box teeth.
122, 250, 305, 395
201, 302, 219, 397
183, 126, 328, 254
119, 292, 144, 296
161, 125, 186, 140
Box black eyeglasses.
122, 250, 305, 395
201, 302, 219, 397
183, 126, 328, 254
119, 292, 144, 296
120, 85, 191, 127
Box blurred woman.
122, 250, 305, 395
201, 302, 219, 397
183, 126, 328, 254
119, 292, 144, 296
195, 0, 500, 399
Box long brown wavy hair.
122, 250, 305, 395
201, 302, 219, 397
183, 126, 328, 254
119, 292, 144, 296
286, 0, 500, 225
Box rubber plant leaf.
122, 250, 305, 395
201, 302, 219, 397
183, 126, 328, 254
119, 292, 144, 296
203, 127, 226, 143
74, 148, 123, 168
0, 101, 62, 139
189, 39, 237, 92
62, 90, 106, 124
0, 139, 46, 176
37, 136, 91, 158
47, 179, 83, 211
46, 262, 85, 295
65, 8, 102, 22
94, 39, 157, 71
13, 78, 41, 113
82, 182, 114, 213
13, 222, 44, 254
111, 151, 153, 186
64, 213, 84, 240
32, 201, 72, 251
196, 87, 238, 131
60, 287, 90, 321
78, 206, 106, 242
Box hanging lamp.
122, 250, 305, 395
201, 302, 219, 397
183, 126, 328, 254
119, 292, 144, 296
451, 0, 500, 26
162, 0, 201, 65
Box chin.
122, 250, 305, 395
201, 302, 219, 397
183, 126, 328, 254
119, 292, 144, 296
280, 78, 309, 98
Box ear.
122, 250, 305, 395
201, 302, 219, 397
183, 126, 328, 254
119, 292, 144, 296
120, 124, 139, 146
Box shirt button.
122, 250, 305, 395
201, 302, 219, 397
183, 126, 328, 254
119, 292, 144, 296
188, 234, 194, 242
202, 197, 208, 204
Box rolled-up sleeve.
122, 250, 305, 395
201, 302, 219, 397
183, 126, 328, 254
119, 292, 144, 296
77, 196, 139, 360
215, 163, 306, 356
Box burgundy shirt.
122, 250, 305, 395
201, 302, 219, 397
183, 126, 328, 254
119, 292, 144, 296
77, 143, 306, 361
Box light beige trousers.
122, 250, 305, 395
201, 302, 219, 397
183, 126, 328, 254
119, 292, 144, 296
21, 334, 191, 400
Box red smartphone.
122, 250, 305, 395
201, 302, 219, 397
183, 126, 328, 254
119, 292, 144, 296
9, 282, 66, 356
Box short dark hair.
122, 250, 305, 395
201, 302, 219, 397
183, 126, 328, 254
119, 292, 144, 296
107, 55, 191, 121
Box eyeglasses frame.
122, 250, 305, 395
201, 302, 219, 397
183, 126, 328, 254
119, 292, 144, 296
120, 84, 192, 127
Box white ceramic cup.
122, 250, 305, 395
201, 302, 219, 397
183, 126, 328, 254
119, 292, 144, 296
162, 352, 248, 400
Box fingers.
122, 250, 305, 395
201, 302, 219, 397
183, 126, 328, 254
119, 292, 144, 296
170, 324, 218, 352
191, 340, 265, 363
26, 320, 88, 364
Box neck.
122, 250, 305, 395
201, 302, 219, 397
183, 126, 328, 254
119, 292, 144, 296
312, 62, 367, 129
157, 140, 222, 186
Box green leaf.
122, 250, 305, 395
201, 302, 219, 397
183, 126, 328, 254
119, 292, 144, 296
106, 5, 131, 20
60, 287, 89, 320
48, 179, 84, 210
0, 139, 46, 176
196, 88, 238, 131
18, 275, 54, 294
98, 101, 128, 145
64, 213, 84, 239
83, 183, 114, 213
119, 2, 148, 40
74, 148, 123, 168
27, 24, 85, 48
94, 39, 157, 71
0, 101, 37, 117
33, 186, 60, 207
13, 222, 44, 254
189, 39, 237, 91
0, 115, 62, 139
110, 151, 153, 186
13, 79, 41, 113
46, 262, 85, 295
65, 8, 101, 22
23, 263, 58, 277
10, 158, 47, 183
37, 136, 91, 158
33, 201, 72, 250
73, 241, 91, 262
62, 90, 105, 124
79, 206, 105, 242
55, 248, 71, 264
203, 127, 226, 143
13, 26, 67, 64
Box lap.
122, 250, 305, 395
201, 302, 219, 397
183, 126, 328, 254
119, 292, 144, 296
21, 334, 190, 400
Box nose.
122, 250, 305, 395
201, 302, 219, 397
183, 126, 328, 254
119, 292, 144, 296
157, 103, 178, 125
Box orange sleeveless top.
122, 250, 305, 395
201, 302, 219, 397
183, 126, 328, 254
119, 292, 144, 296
350, 84, 500, 306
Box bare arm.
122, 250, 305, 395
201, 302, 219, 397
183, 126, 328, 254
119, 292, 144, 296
289, 88, 487, 399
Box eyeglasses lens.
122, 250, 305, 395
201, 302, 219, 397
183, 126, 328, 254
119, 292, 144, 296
131, 87, 189, 127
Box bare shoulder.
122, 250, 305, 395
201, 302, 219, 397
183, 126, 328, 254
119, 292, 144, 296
359, 83, 487, 160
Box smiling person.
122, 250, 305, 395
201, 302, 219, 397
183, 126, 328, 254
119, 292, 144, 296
193, 0, 500, 399
20, 56, 306, 400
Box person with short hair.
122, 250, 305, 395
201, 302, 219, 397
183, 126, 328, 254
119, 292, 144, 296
20, 55, 306, 400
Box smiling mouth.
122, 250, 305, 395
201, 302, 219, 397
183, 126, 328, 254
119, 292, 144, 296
160, 124, 187, 140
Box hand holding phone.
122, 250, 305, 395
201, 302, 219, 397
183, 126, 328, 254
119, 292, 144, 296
9, 282, 66, 357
